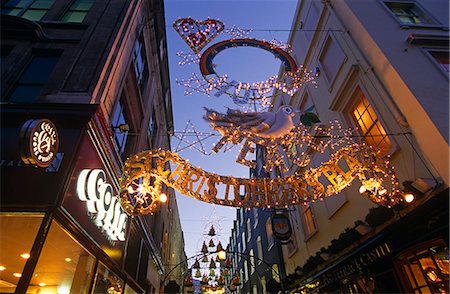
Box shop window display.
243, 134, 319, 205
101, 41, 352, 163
27, 220, 96, 293
92, 262, 124, 294
396, 239, 449, 293
0, 214, 44, 293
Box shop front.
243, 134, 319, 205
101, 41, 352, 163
0, 104, 142, 293
295, 190, 449, 293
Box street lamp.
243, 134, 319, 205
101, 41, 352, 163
217, 250, 226, 261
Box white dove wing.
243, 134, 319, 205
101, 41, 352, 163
257, 111, 294, 138
243, 112, 275, 132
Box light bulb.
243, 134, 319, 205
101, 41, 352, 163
404, 193, 414, 203
160, 193, 168, 203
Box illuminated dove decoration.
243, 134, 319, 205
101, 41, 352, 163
204, 105, 296, 139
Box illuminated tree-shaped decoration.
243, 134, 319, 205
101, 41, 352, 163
208, 238, 215, 247
201, 241, 208, 254
209, 258, 216, 269
232, 272, 241, 286
192, 258, 200, 269
208, 225, 216, 236
209, 269, 216, 277
194, 269, 202, 278
216, 241, 224, 252
201, 255, 209, 263
201, 274, 209, 285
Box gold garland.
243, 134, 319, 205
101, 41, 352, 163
119, 145, 402, 216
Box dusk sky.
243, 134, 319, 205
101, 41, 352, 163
164, 0, 298, 260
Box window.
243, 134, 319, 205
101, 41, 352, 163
301, 202, 317, 239
349, 87, 392, 154
92, 262, 123, 294
319, 35, 346, 84
428, 49, 450, 72
246, 219, 251, 242
256, 236, 263, 263
1, 0, 55, 21
111, 98, 129, 157
133, 33, 149, 94
266, 218, 274, 250
243, 260, 249, 282
148, 110, 157, 147
253, 208, 259, 228
5, 54, 59, 102
395, 239, 449, 293
384, 1, 437, 26
61, 0, 94, 23
249, 249, 255, 274
0, 214, 44, 292
29, 220, 96, 293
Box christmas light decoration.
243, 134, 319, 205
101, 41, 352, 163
224, 25, 253, 39
119, 143, 402, 216
173, 18, 224, 54
172, 120, 213, 155
197, 38, 317, 104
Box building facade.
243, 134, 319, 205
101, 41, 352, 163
270, 0, 448, 292
0, 0, 185, 293
227, 155, 286, 294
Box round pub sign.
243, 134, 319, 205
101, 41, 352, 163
20, 118, 59, 168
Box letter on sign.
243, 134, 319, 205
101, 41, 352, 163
77, 169, 127, 241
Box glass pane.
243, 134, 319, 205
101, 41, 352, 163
0, 214, 44, 293
61, 11, 86, 23
20, 56, 59, 84
22, 9, 46, 21
410, 263, 427, 286
9, 85, 42, 102
27, 221, 96, 294
71, 0, 94, 11
3, 0, 29, 7
30, 0, 54, 9
92, 263, 123, 294
1, 8, 21, 16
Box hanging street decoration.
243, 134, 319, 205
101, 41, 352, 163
198, 38, 316, 104
119, 17, 404, 216
173, 18, 225, 54
119, 142, 402, 216
204, 105, 296, 139
172, 120, 214, 155
224, 25, 253, 39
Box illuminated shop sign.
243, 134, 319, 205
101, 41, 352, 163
20, 118, 59, 168
77, 169, 128, 242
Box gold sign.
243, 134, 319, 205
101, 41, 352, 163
120, 145, 401, 215
20, 118, 59, 168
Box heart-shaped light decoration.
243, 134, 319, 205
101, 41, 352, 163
173, 18, 224, 54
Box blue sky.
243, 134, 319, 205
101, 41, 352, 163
164, 0, 298, 260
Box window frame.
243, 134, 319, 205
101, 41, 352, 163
347, 86, 394, 155
60, 0, 94, 23
4, 51, 60, 102
317, 33, 347, 88
299, 201, 317, 241
381, 1, 443, 29
421, 47, 450, 77
394, 238, 449, 293
1, 0, 55, 21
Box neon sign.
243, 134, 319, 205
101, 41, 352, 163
77, 169, 128, 241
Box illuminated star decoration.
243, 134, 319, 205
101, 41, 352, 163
173, 17, 225, 54
224, 25, 253, 39
173, 120, 215, 155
